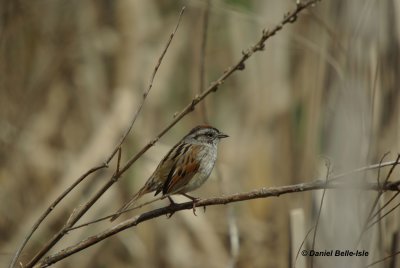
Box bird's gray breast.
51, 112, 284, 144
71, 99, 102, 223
183, 145, 217, 192
198, 145, 217, 176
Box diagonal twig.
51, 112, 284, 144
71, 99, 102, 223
356, 154, 400, 246
293, 225, 315, 268
198, 0, 210, 123
365, 198, 400, 231
328, 157, 400, 183
366, 250, 400, 267
66, 195, 167, 231
369, 154, 398, 217
310, 160, 331, 268
368, 191, 400, 223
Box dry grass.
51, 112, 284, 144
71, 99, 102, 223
1, 0, 399, 267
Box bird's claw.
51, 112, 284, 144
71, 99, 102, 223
166, 196, 178, 218
192, 201, 197, 216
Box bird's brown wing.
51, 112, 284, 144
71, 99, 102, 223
149, 142, 190, 195
161, 144, 201, 195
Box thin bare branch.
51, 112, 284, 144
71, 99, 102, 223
357, 154, 400, 245
37, 178, 400, 267
376, 152, 391, 187
366, 250, 400, 267
381, 154, 399, 185
365, 199, 400, 231
198, 0, 210, 123
293, 225, 315, 268
104, 8, 186, 164
329, 158, 399, 183
67, 196, 166, 231
363, 153, 391, 224
116, 147, 122, 174
369, 192, 400, 221
310, 160, 331, 268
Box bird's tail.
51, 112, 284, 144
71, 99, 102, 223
110, 187, 148, 222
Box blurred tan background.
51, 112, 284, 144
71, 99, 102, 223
1, 0, 399, 267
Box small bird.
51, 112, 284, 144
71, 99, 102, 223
110, 125, 228, 221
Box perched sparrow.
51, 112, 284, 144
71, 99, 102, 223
110, 125, 228, 221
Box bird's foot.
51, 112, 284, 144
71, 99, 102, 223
166, 196, 177, 218
182, 193, 199, 216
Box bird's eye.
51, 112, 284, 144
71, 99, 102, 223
206, 133, 213, 138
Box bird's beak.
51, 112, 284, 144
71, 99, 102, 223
218, 132, 229, 139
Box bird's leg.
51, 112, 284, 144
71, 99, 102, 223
167, 196, 177, 205
181, 193, 199, 216
166, 196, 177, 218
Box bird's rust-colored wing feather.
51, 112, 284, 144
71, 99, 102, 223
152, 142, 191, 195
162, 144, 201, 195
